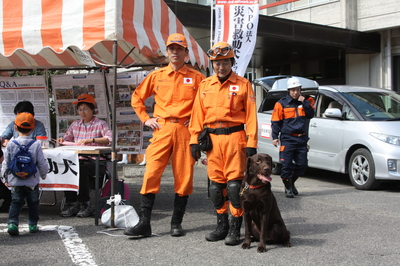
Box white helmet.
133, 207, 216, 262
287, 77, 302, 89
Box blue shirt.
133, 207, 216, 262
1, 119, 47, 140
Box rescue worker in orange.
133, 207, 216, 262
124, 33, 205, 237
189, 42, 258, 246
271, 77, 315, 198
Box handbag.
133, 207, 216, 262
101, 194, 139, 228
198, 128, 212, 151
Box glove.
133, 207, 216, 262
246, 147, 257, 158
191, 144, 201, 161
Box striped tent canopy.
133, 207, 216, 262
0, 0, 209, 72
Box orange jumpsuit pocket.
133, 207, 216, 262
157, 84, 173, 100
280, 145, 285, 152
180, 84, 197, 100
203, 91, 218, 110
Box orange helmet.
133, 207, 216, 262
207, 42, 235, 61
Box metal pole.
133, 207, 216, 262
110, 40, 118, 228
210, 0, 214, 49
210, 0, 215, 75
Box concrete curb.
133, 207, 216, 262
121, 164, 146, 178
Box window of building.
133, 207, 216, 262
394, 55, 400, 93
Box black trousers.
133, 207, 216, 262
64, 160, 106, 203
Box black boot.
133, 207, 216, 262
224, 216, 243, 246
205, 213, 229, 241
124, 193, 155, 237
171, 194, 188, 237
282, 178, 294, 198
292, 176, 299, 196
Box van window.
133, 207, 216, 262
342, 91, 400, 121
316, 95, 342, 118
258, 91, 287, 113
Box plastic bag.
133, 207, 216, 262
101, 204, 139, 228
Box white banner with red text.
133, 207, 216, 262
39, 149, 79, 192
214, 0, 259, 76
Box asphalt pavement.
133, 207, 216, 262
1, 162, 400, 266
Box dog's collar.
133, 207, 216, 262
240, 182, 267, 196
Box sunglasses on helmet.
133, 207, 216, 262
207, 46, 232, 59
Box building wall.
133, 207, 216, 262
265, 0, 400, 89
347, 54, 370, 86
267, 0, 342, 28
267, 0, 400, 32
357, 0, 400, 32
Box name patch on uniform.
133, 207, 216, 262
230, 85, 239, 92
184, 78, 193, 84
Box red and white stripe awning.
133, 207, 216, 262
0, 0, 209, 71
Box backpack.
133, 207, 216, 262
99, 178, 130, 215
8, 140, 37, 179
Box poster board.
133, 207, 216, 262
0, 76, 51, 137
106, 71, 153, 154
51, 73, 109, 138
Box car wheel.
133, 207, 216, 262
348, 148, 380, 190
271, 162, 282, 175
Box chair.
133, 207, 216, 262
59, 161, 111, 211
39, 190, 58, 206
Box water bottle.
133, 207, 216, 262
37, 136, 49, 149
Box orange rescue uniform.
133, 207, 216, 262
131, 64, 205, 197
189, 72, 258, 216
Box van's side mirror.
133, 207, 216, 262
324, 108, 343, 119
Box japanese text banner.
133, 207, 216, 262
214, 0, 259, 76
39, 149, 79, 192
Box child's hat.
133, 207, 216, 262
15, 112, 35, 129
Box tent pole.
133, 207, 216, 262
210, 0, 214, 49
110, 40, 118, 228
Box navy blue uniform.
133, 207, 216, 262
271, 95, 314, 179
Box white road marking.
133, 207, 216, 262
1, 224, 97, 266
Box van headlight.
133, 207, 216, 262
370, 133, 400, 146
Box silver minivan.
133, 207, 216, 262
255, 76, 400, 190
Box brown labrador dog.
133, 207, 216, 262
240, 153, 291, 252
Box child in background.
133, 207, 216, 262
1, 113, 48, 236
